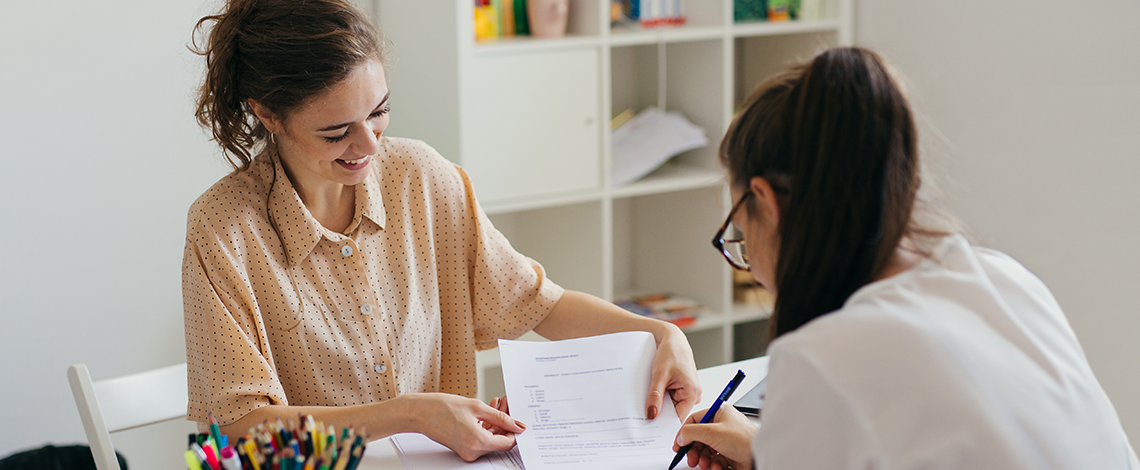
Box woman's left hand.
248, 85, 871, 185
647, 325, 702, 420
674, 405, 757, 470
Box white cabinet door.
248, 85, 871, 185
461, 48, 601, 203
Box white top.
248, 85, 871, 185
752, 234, 1138, 470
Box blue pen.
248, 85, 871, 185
668, 370, 746, 470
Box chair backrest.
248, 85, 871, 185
67, 363, 188, 470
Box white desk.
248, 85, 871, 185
356, 356, 769, 469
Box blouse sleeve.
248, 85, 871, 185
450, 164, 565, 350
182, 210, 289, 426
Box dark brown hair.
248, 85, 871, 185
721, 47, 954, 338
192, 0, 383, 171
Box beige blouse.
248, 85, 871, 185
183, 137, 563, 425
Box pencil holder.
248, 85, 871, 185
527, 0, 569, 37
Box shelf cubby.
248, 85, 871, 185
734, 30, 840, 106
488, 201, 606, 298
612, 186, 729, 313
733, 318, 771, 361
374, 0, 854, 401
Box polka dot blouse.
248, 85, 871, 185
182, 137, 564, 426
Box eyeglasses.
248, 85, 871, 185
712, 193, 752, 271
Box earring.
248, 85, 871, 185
270, 133, 277, 144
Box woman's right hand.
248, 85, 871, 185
403, 393, 527, 462
673, 405, 758, 470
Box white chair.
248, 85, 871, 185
67, 363, 188, 470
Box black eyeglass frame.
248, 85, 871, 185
713, 192, 753, 272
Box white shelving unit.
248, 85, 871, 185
373, 0, 852, 400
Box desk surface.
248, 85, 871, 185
355, 356, 769, 469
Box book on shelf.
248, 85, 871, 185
474, 0, 530, 41
615, 292, 708, 329
734, 269, 775, 310
734, 0, 826, 23
612, 0, 687, 28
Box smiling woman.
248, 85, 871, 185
183, 0, 702, 462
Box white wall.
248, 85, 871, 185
0, 0, 227, 467
855, 0, 1140, 449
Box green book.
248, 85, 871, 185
734, 0, 767, 22
514, 0, 530, 35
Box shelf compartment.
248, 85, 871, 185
682, 327, 729, 370
471, 0, 601, 51
487, 201, 606, 298
733, 318, 770, 361
734, 30, 840, 106
610, 39, 728, 176
609, 0, 726, 35
612, 186, 730, 315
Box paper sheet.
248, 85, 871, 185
611, 107, 709, 186
499, 332, 693, 470
390, 433, 524, 470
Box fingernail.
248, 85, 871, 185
515, 420, 527, 430
676, 434, 684, 446
647, 406, 659, 419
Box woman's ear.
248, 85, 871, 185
247, 99, 283, 135
749, 176, 783, 227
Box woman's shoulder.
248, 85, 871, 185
376, 137, 455, 172
772, 232, 1073, 380
186, 158, 274, 234
374, 136, 469, 192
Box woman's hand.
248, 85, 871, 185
648, 325, 702, 420
404, 393, 526, 462
673, 405, 757, 470
483, 396, 511, 435
533, 290, 702, 420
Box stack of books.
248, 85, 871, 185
615, 292, 707, 329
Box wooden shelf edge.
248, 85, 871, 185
481, 189, 604, 215
731, 303, 774, 323
611, 165, 725, 199
608, 24, 727, 47
480, 165, 723, 215
472, 34, 602, 55
732, 19, 841, 38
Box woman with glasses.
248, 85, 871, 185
676, 47, 1138, 470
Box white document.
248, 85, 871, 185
390, 433, 524, 470
499, 332, 693, 470
611, 107, 709, 186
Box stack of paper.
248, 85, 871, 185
391, 332, 697, 470
499, 332, 694, 469
390, 433, 522, 470
611, 107, 709, 186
